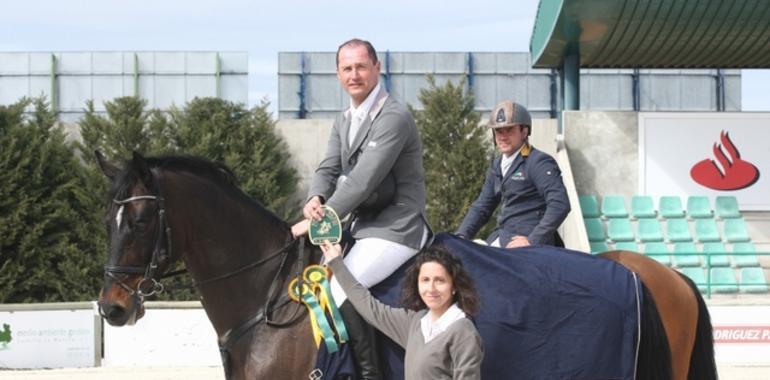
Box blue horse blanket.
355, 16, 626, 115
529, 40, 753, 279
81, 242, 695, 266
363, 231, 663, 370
318, 233, 641, 379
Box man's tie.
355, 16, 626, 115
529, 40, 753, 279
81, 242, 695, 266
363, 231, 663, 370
348, 115, 362, 147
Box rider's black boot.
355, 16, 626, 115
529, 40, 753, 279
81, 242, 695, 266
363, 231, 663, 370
339, 301, 382, 380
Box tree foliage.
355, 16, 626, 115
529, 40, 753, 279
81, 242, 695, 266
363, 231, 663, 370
412, 76, 495, 236
76, 96, 299, 301
0, 98, 104, 302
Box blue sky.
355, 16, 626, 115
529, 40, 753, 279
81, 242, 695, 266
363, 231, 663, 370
3, 0, 768, 112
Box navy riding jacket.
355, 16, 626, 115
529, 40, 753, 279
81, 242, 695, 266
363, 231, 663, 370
456, 145, 570, 246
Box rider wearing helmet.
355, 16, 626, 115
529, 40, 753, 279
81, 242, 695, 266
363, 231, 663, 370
456, 100, 570, 248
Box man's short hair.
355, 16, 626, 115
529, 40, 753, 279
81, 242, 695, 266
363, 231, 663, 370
336, 38, 378, 67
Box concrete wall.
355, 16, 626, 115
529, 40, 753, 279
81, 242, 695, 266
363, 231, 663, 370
563, 111, 639, 198
274, 119, 333, 200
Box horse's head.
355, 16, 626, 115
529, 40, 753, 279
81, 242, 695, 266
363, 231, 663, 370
96, 151, 174, 326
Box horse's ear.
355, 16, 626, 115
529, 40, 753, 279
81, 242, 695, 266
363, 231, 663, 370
95, 150, 120, 180
131, 151, 154, 187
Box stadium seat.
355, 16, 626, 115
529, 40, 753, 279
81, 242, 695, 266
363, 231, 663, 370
687, 196, 713, 219
644, 242, 671, 266
607, 218, 634, 242
680, 267, 707, 293
631, 196, 656, 219
715, 196, 741, 219
732, 242, 760, 267
579, 195, 601, 218
601, 195, 628, 218
659, 196, 685, 219
590, 242, 609, 254
614, 242, 639, 252
710, 267, 738, 294
584, 218, 606, 242
739, 267, 769, 293
666, 219, 692, 242
673, 242, 700, 267
724, 218, 751, 242
701, 243, 730, 267
637, 219, 664, 242
694, 219, 721, 243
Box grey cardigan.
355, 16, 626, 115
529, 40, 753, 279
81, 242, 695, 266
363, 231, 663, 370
328, 258, 483, 379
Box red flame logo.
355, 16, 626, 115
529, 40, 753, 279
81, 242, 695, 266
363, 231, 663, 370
690, 131, 760, 191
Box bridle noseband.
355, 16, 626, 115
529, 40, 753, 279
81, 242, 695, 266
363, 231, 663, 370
103, 194, 172, 298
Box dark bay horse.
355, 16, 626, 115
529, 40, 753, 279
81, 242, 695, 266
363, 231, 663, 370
96, 152, 716, 380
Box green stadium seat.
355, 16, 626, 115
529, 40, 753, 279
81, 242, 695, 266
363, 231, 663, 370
701, 243, 730, 267
715, 196, 741, 219
637, 219, 664, 242
710, 267, 738, 294
579, 195, 601, 218
687, 196, 713, 219
673, 242, 700, 267
724, 218, 751, 242
614, 242, 639, 252
694, 219, 721, 243
644, 242, 671, 266
659, 196, 685, 219
732, 242, 760, 267
739, 267, 768, 293
608, 218, 635, 242
601, 195, 628, 218
680, 267, 707, 293
584, 218, 606, 242
590, 242, 609, 254
631, 196, 656, 219
666, 219, 692, 242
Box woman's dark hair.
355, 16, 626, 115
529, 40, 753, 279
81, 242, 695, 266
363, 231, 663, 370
400, 245, 480, 316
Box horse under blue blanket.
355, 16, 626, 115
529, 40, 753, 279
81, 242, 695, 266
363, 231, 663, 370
376, 233, 640, 380
317, 233, 641, 379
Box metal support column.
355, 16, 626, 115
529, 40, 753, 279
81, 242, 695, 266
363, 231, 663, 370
215, 52, 221, 98
50, 54, 57, 114
383, 50, 392, 93
298, 52, 307, 119
563, 52, 580, 111
632, 68, 640, 111
466, 52, 475, 94
716, 69, 725, 112
549, 68, 558, 119
133, 53, 140, 97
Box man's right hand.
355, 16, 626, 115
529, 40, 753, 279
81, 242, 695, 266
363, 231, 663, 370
303, 196, 325, 221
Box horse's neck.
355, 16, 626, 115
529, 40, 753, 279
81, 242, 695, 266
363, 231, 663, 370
161, 171, 291, 334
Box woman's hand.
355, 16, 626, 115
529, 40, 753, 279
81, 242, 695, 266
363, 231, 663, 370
320, 241, 342, 262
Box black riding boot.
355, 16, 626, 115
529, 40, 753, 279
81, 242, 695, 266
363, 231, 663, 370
339, 301, 382, 380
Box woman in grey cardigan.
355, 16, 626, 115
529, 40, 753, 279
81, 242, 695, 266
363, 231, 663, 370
321, 243, 484, 379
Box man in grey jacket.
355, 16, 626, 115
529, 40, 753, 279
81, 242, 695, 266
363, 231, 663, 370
456, 101, 570, 248
292, 38, 429, 379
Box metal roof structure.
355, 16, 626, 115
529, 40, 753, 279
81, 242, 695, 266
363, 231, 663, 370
531, 0, 770, 69
529, 0, 769, 115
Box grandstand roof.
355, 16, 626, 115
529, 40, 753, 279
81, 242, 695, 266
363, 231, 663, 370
530, 0, 770, 69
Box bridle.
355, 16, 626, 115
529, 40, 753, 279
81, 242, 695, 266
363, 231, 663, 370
100, 172, 309, 372
103, 194, 172, 298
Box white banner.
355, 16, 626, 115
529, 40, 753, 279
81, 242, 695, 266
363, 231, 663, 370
0, 308, 98, 368
711, 306, 770, 363
103, 308, 221, 367
639, 113, 770, 210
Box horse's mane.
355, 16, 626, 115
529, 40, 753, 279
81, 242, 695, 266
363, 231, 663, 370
110, 155, 287, 229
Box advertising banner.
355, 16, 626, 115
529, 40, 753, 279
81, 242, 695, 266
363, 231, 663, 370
0, 307, 98, 368
711, 306, 770, 363
639, 113, 770, 210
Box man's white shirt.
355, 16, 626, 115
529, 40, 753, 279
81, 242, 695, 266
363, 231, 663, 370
347, 83, 381, 147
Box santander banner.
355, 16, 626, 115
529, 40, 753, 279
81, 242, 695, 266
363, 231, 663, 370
639, 113, 770, 211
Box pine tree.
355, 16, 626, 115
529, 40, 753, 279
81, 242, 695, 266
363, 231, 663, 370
0, 98, 104, 302
411, 76, 495, 235
169, 97, 299, 220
